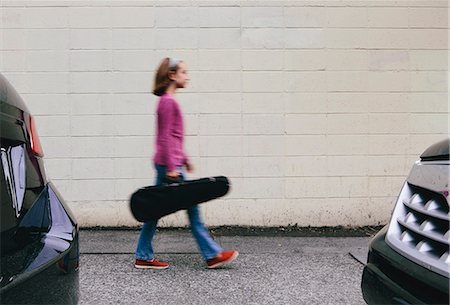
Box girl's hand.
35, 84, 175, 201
166, 171, 180, 179
185, 162, 194, 173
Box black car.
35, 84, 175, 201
0, 73, 79, 304
362, 138, 450, 305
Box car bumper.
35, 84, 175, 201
1, 182, 79, 304
361, 226, 449, 305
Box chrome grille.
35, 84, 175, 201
386, 182, 450, 278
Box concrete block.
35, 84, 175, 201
70, 29, 111, 50
409, 50, 448, 70
327, 114, 369, 135
70, 94, 115, 115
242, 93, 284, 114
198, 50, 241, 70
242, 50, 283, 71
198, 6, 240, 27
155, 6, 198, 28
155, 50, 199, 70
2, 8, 26, 28
327, 156, 368, 176
326, 29, 367, 49
285, 135, 327, 156
368, 135, 409, 155
70, 179, 116, 201
183, 114, 199, 136
327, 72, 368, 92
327, 177, 369, 198
285, 114, 327, 135
369, 176, 405, 197
285, 156, 327, 177
285, 29, 325, 49
69, 72, 113, 93
0, 51, 26, 71
367, 7, 409, 28
409, 135, 448, 156
198, 93, 241, 114
368, 71, 410, 92
1, 29, 28, 50
71, 115, 115, 136
114, 114, 153, 136
242, 6, 283, 27
243, 72, 284, 93
369, 114, 410, 134
196, 71, 241, 93
409, 7, 448, 28
198, 28, 241, 49
199, 135, 242, 157
409, 29, 447, 49
243, 114, 284, 135
284, 71, 326, 92
111, 93, 154, 115
27, 72, 69, 94
111, 7, 154, 28
114, 136, 152, 158
368, 93, 409, 113
114, 157, 153, 179
326, 7, 368, 28
368, 156, 412, 176
69, 7, 110, 28
25, 7, 68, 28
70, 136, 115, 159
284, 6, 326, 27
26, 50, 69, 72
243, 135, 284, 156
285, 93, 327, 114
70, 50, 112, 71
112, 72, 154, 93
410, 114, 449, 134
155, 28, 197, 49
367, 29, 409, 49
199, 114, 242, 135
411, 71, 447, 92
23, 94, 69, 115
72, 158, 115, 179
327, 135, 369, 155
199, 156, 243, 177
368, 50, 410, 71
113, 29, 155, 50
45, 159, 71, 180
284, 50, 325, 71
242, 28, 284, 49
285, 177, 328, 198
409, 93, 448, 113
327, 93, 369, 113
326, 50, 368, 71
40, 137, 72, 158
242, 156, 284, 177
237, 177, 284, 199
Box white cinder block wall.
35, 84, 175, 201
1, 1, 448, 227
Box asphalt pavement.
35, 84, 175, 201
78, 229, 370, 305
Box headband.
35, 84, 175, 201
169, 58, 180, 69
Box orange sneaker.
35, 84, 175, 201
206, 250, 239, 269
134, 258, 169, 269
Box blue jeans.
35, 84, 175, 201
135, 164, 222, 261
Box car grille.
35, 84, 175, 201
386, 182, 450, 278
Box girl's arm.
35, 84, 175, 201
158, 100, 177, 174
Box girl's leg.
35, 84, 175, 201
134, 163, 166, 260
135, 220, 158, 260
187, 205, 222, 261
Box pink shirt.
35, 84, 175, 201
153, 93, 188, 172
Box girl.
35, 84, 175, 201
134, 58, 238, 269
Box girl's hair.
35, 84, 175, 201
153, 57, 181, 96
